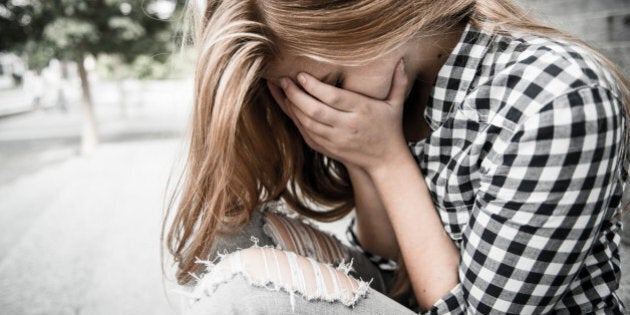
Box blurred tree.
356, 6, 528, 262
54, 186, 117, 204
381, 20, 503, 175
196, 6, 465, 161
0, 0, 183, 154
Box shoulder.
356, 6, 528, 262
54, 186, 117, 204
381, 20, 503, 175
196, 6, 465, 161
468, 29, 625, 131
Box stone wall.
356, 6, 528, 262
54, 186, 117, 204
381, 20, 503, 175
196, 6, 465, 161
515, 0, 630, 74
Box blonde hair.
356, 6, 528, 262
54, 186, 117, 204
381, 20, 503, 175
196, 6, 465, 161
164, 0, 630, 298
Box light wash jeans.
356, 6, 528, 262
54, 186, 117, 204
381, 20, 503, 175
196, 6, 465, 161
182, 203, 417, 314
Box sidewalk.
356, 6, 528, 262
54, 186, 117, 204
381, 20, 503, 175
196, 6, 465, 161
0, 79, 192, 314
0, 139, 185, 314
0, 87, 33, 117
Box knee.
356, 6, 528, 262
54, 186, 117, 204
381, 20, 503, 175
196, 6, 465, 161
237, 247, 363, 304
188, 247, 370, 311
262, 211, 349, 265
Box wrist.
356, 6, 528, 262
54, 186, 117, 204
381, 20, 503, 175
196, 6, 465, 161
366, 143, 417, 181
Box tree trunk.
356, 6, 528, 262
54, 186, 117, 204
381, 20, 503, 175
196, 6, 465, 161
77, 56, 99, 155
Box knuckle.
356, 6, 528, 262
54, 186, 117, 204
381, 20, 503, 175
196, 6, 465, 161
328, 92, 342, 105
302, 119, 314, 130
285, 83, 297, 97
399, 78, 408, 89
284, 84, 297, 99
347, 116, 360, 130
399, 71, 409, 83
309, 107, 323, 119
355, 104, 367, 115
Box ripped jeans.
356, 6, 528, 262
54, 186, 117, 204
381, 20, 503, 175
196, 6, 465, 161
183, 202, 417, 314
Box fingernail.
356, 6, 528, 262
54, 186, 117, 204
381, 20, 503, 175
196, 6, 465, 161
399, 59, 405, 73
297, 73, 306, 85
280, 78, 289, 89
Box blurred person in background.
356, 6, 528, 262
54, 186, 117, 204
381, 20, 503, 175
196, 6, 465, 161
23, 69, 44, 110
164, 0, 630, 313
48, 59, 68, 112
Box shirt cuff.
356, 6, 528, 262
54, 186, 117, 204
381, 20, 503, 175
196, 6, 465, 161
346, 216, 399, 271
421, 283, 466, 315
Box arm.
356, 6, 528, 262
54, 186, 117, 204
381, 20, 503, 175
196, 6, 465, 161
346, 163, 400, 260
367, 146, 460, 309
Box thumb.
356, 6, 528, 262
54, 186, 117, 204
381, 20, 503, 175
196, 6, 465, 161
386, 59, 409, 106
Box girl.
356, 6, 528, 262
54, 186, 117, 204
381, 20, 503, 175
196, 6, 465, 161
164, 0, 629, 313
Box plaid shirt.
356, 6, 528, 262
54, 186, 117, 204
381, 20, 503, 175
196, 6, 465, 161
349, 23, 628, 314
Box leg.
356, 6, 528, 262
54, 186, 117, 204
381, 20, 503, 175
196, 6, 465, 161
207, 203, 387, 292
186, 247, 416, 314
263, 210, 350, 266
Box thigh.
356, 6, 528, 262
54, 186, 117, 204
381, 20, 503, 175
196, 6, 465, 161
187, 276, 416, 315
207, 202, 387, 292
186, 247, 416, 315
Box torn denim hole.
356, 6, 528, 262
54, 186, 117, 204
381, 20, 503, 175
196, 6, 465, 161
187, 246, 371, 312
262, 210, 348, 265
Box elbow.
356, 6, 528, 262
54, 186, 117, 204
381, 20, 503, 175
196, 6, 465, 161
356, 232, 400, 260
413, 258, 460, 311
415, 280, 459, 311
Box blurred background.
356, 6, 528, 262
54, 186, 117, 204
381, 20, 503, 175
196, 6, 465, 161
0, 0, 191, 314
0, 0, 628, 314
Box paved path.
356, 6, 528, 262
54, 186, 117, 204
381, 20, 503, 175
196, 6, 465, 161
0, 139, 185, 314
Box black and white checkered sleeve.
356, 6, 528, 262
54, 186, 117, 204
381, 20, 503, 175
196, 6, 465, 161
346, 216, 399, 271
425, 86, 627, 314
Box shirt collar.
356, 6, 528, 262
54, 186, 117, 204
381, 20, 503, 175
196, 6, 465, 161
425, 22, 494, 129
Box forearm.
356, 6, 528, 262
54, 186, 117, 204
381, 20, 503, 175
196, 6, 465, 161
346, 164, 399, 259
366, 149, 459, 310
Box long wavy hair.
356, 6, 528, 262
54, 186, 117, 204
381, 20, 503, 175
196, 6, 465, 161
164, 0, 630, 297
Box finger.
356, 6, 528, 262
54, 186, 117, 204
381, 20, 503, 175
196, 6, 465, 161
281, 77, 340, 127
268, 81, 332, 155
287, 98, 335, 140
385, 59, 409, 106
290, 105, 332, 154
298, 124, 328, 154
270, 80, 333, 149
296, 72, 353, 112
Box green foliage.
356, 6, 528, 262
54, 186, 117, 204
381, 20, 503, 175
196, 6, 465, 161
96, 48, 194, 80
43, 18, 99, 60
108, 16, 146, 41
0, 0, 186, 72
23, 41, 57, 71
